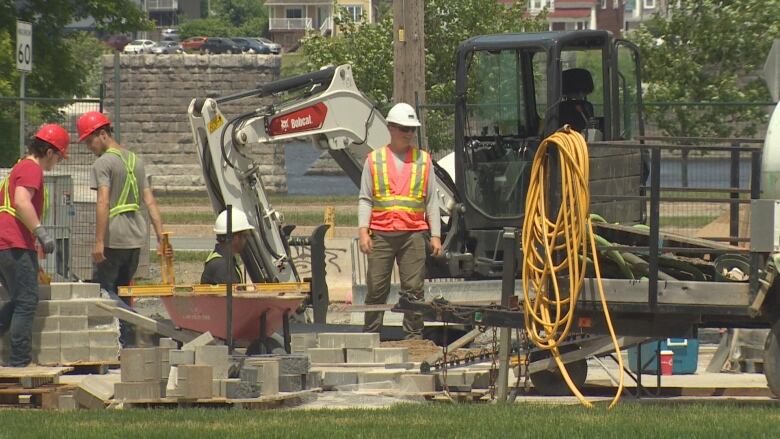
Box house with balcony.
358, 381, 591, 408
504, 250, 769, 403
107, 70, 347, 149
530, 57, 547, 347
266, 0, 375, 50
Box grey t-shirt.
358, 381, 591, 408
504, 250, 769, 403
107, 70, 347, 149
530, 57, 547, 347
358, 148, 440, 237
90, 148, 148, 249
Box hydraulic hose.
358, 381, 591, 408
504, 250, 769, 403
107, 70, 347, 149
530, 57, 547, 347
521, 126, 624, 409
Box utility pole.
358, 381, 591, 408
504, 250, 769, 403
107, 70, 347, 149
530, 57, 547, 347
392, 0, 426, 146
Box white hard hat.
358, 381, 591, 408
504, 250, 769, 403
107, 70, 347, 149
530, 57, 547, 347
214, 208, 255, 234
386, 102, 421, 127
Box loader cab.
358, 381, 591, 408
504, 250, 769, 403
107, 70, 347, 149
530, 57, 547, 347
451, 30, 643, 276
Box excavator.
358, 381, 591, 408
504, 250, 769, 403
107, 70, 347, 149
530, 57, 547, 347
188, 30, 780, 398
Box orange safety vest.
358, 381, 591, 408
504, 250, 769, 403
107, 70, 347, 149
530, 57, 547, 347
368, 146, 431, 232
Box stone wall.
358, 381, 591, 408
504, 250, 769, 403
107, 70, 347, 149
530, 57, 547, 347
101, 54, 287, 194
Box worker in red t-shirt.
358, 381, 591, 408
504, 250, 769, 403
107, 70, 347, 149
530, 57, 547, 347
0, 124, 68, 367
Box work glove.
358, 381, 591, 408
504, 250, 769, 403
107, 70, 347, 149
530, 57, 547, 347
34, 225, 55, 254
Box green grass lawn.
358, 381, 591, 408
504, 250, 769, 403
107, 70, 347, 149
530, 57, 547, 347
161, 209, 357, 227
0, 402, 777, 438
156, 194, 356, 206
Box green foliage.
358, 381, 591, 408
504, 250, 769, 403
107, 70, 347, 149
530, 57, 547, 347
632, 0, 779, 139
179, 0, 268, 39
64, 32, 110, 97
300, 0, 547, 151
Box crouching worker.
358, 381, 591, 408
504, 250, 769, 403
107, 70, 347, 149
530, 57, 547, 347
201, 208, 255, 285
0, 124, 68, 367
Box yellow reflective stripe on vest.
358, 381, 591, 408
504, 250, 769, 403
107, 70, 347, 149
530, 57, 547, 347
205, 251, 244, 283
369, 147, 429, 213
0, 161, 49, 220
411, 149, 428, 198
105, 148, 140, 218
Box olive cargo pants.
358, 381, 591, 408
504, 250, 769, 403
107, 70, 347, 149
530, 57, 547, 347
363, 231, 426, 339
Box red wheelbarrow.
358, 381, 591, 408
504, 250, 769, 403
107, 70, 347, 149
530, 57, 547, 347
119, 282, 309, 352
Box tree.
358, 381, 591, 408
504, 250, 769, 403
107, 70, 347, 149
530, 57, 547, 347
632, 0, 780, 185
300, 1, 547, 151
0, 1, 150, 166
179, 0, 268, 39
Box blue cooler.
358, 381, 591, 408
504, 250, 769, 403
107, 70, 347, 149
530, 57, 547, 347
627, 339, 699, 375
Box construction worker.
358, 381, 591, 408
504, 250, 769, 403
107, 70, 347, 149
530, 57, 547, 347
77, 112, 169, 344
0, 124, 68, 366
358, 103, 441, 339
201, 207, 255, 284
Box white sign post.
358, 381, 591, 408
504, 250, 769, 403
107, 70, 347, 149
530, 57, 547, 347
17, 21, 32, 157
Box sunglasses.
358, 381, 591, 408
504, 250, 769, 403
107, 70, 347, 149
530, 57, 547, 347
390, 124, 416, 133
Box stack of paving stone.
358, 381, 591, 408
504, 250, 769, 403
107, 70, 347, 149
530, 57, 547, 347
115, 346, 167, 401
297, 333, 410, 365
0, 282, 120, 365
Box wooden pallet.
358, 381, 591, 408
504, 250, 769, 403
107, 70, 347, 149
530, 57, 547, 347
0, 383, 76, 409
114, 388, 321, 410
0, 366, 73, 387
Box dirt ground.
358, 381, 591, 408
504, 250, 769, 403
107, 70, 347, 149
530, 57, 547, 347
380, 339, 441, 362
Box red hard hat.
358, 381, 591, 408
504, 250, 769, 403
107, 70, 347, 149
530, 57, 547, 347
34, 124, 70, 159
77, 111, 111, 141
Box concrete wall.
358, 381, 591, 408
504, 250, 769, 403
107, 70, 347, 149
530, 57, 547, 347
102, 53, 287, 194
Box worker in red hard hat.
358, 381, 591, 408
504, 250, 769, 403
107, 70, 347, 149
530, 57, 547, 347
0, 124, 68, 367
77, 111, 170, 346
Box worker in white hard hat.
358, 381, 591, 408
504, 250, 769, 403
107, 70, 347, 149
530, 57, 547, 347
358, 102, 441, 339
201, 207, 255, 284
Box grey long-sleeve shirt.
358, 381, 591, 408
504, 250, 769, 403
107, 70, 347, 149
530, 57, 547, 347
358, 148, 441, 237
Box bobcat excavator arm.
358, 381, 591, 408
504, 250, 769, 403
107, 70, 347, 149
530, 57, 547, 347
188, 64, 458, 283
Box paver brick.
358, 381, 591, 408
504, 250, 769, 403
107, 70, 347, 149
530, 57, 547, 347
177, 364, 213, 399
373, 347, 409, 364
321, 371, 358, 388
307, 348, 345, 364
121, 348, 161, 382
346, 348, 374, 363
114, 382, 161, 401
278, 374, 304, 392
400, 374, 436, 393
195, 345, 229, 379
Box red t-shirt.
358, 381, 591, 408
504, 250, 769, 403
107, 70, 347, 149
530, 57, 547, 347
0, 159, 44, 251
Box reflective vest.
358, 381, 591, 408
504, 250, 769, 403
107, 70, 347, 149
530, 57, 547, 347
368, 146, 431, 232
205, 251, 244, 283
0, 159, 48, 221
105, 147, 139, 218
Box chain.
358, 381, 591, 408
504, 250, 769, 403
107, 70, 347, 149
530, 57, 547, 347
488, 326, 498, 399
441, 321, 451, 398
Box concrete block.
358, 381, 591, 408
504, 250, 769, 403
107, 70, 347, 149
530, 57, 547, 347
33, 317, 58, 332
212, 379, 225, 398
343, 333, 380, 349
49, 283, 72, 300
225, 379, 258, 399
291, 333, 317, 353
400, 374, 436, 393
239, 365, 261, 384
87, 316, 118, 329
61, 347, 90, 364
89, 330, 120, 347
438, 371, 466, 388
169, 349, 195, 366
279, 374, 304, 392
465, 371, 491, 389
275, 354, 310, 375
307, 348, 345, 364
58, 394, 77, 411
346, 348, 374, 363
57, 302, 88, 317
317, 333, 345, 348
321, 371, 358, 389
60, 331, 87, 348
306, 371, 322, 389
90, 346, 120, 362
36, 301, 60, 316
177, 364, 213, 399
114, 382, 161, 401
358, 370, 403, 384
244, 359, 279, 395
59, 316, 88, 331
121, 348, 161, 382
158, 347, 171, 379
85, 300, 117, 317
159, 338, 178, 349
32, 332, 60, 349
71, 282, 101, 299
195, 345, 229, 379
75, 375, 116, 409
34, 348, 61, 365
181, 331, 214, 351
373, 348, 409, 364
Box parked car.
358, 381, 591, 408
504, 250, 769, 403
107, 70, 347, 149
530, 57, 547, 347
254, 37, 282, 54
151, 41, 183, 54
231, 37, 270, 54
161, 28, 179, 41
123, 39, 156, 54
200, 37, 241, 54
181, 36, 208, 52
103, 34, 132, 51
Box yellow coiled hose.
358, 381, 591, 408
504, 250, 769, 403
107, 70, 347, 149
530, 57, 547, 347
521, 127, 624, 408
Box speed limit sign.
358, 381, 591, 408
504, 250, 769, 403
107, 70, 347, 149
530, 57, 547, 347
16, 21, 32, 72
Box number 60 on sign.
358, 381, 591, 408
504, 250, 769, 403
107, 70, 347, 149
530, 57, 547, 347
16, 21, 32, 72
